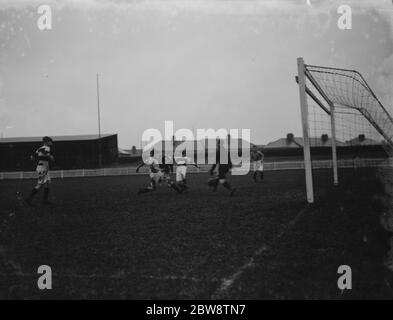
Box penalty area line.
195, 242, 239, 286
211, 205, 310, 299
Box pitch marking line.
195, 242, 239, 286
0, 270, 209, 283
211, 205, 310, 299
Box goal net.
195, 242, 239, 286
296, 57, 393, 203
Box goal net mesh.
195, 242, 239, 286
303, 64, 393, 157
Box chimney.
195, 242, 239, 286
321, 134, 329, 143
286, 133, 294, 144
358, 134, 365, 142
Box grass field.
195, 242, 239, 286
1, 168, 393, 299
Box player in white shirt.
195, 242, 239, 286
174, 149, 200, 192
25, 136, 55, 205
136, 150, 162, 195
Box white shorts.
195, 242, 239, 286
176, 166, 187, 182
36, 165, 51, 186
253, 160, 264, 172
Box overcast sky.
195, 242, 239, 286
0, 0, 392, 148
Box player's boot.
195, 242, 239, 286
260, 171, 264, 180
253, 172, 257, 182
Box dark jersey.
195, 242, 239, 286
210, 150, 232, 179
160, 156, 173, 174
159, 163, 173, 174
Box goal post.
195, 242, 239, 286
296, 57, 393, 203
297, 57, 314, 204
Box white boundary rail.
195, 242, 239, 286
0, 158, 391, 181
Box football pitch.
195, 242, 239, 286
1, 168, 392, 299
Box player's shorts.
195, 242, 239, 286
253, 160, 264, 172
176, 165, 187, 182
36, 165, 51, 186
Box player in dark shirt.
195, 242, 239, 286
208, 143, 236, 196
159, 155, 174, 175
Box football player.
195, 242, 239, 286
208, 143, 236, 196
136, 149, 161, 195
25, 136, 55, 205
174, 149, 200, 192
251, 145, 264, 182
159, 154, 182, 193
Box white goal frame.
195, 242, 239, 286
297, 57, 338, 203
297, 57, 393, 203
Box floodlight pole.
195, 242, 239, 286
96, 73, 103, 167
297, 57, 314, 204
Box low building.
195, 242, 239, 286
0, 134, 118, 171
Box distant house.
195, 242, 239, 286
346, 134, 381, 146
265, 133, 346, 149
117, 146, 143, 163
118, 148, 131, 158
118, 147, 143, 158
